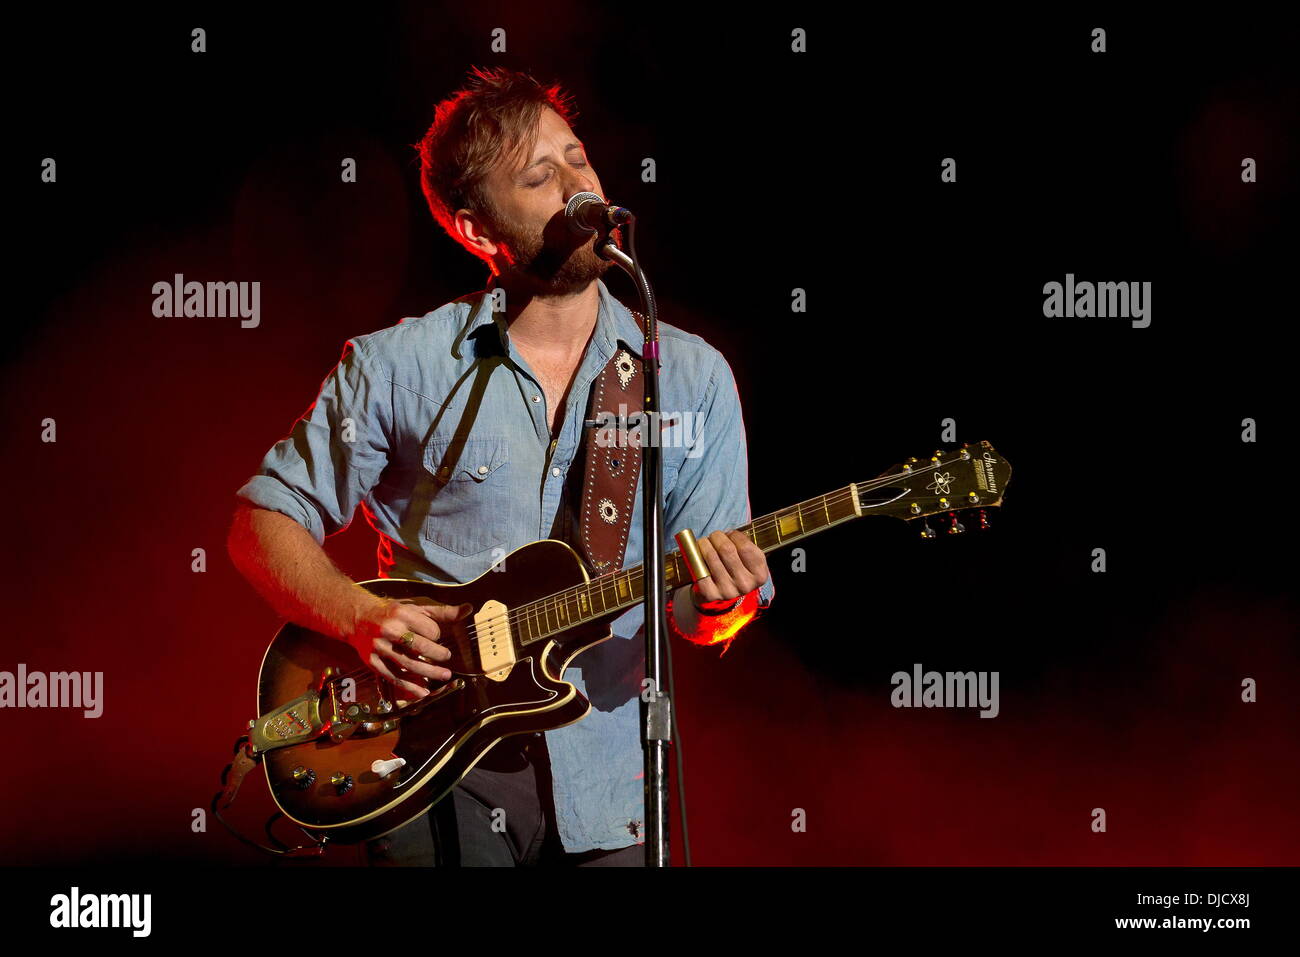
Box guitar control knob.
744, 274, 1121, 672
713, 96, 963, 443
371, 757, 407, 777
330, 772, 354, 795
291, 766, 316, 789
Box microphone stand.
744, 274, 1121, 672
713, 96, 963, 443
596, 226, 671, 868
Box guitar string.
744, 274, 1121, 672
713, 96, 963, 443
326, 454, 991, 695
325, 488, 867, 697
491, 454, 984, 644
501, 486, 862, 642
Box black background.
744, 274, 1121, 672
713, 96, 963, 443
4, 3, 1296, 881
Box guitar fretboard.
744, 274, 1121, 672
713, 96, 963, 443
513, 483, 862, 647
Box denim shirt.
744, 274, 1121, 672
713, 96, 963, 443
235, 278, 775, 853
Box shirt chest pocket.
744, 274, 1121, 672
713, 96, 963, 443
421, 434, 513, 557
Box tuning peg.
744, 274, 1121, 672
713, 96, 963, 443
919, 519, 937, 539
946, 511, 966, 534
977, 509, 990, 531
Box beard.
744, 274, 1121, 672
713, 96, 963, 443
487, 208, 618, 296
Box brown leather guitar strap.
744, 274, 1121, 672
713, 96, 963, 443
577, 308, 650, 575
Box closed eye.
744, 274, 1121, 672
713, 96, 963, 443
525, 161, 589, 187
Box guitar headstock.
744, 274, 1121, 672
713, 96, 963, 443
856, 440, 1012, 537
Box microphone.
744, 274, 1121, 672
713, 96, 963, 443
565, 191, 634, 236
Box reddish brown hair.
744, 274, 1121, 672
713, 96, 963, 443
417, 66, 579, 262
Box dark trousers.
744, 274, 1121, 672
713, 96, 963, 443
360, 731, 644, 867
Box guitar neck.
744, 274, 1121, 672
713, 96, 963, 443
515, 483, 863, 647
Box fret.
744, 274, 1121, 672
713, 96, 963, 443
751, 519, 779, 552
669, 552, 685, 591
822, 493, 831, 528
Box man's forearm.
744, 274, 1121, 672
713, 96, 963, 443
226, 504, 382, 641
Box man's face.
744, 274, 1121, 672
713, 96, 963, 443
470, 107, 616, 294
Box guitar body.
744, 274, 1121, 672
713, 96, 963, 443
255, 540, 613, 845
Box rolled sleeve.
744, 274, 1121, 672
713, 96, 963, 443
666, 350, 774, 630
236, 338, 391, 545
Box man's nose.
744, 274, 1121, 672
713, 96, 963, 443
563, 166, 599, 199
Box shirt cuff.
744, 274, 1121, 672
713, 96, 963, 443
235, 476, 327, 546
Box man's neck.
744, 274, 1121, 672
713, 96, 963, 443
496, 278, 600, 359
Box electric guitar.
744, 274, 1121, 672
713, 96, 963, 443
245, 441, 1012, 844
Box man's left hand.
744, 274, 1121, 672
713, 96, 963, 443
690, 529, 768, 613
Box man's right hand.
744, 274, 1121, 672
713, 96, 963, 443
348, 597, 473, 701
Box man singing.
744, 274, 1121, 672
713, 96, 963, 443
227, 66, 774, 866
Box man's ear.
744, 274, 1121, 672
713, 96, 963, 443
455, 207, 499, 258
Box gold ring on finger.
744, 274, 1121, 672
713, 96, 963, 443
398, 630, 417, 648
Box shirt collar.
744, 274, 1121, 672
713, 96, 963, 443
597, 279, 646, 359
461, 278, 645, 359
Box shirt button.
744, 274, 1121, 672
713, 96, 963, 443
552, 467, 561, 477
531, 394, 541, 403
478, 465, 489, 474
